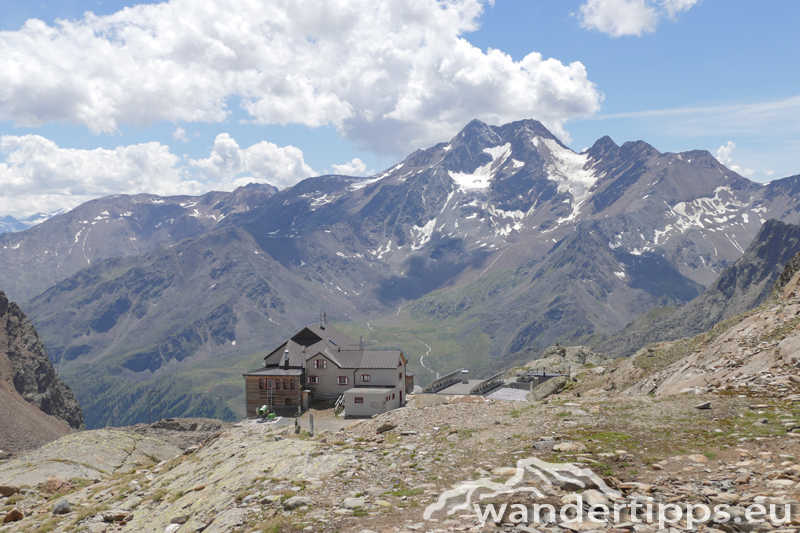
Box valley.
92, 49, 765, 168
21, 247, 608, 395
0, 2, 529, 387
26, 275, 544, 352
2, 119, 800, 428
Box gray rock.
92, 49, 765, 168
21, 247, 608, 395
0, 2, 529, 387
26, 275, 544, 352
553, 441, 586, 452
52, 499, 71, 515
283, 496, 313, 510
695, 402, 712, 410
376, 423, 397, 434
170, 515, 189, 524
533, 439, 555, 452
342, 497, 366, 509
527, 376, 568, 401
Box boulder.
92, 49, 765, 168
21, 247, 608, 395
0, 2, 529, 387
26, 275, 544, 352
52, 499, 72, 515
0, 485, 20, 497
342, 497, 366, 509
527, 376, 568, 401
3, 508, 24, 523
376, 423, 397, 434
40, 477, 74, 496
553, 442, 587, 452
283, 496, 313, 510
101, 509, 131, 522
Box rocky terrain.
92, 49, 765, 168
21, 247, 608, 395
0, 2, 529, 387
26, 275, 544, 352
3, 264, 800, 532
2, 389, 800, 532
3, 119, 800, 428
0, 290, 83, 455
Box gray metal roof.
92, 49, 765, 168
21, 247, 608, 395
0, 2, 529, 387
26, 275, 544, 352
345, 387, 396, 394
243, 367, 303, 377
261, 322, 404, 370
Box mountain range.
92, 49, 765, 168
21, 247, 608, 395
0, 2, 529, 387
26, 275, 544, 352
2, 118, 800, 428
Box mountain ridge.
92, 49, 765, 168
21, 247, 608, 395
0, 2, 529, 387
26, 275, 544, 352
4, 118, 800, 426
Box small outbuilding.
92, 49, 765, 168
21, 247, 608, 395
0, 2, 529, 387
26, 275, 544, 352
343, 385, 403, 418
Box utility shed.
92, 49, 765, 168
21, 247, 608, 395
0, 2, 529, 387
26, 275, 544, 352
343, 386, 401, 418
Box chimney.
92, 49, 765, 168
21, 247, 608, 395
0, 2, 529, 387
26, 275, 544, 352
359, 334, 364, 350
461, 369, 469, 384
284, 349, 290, 369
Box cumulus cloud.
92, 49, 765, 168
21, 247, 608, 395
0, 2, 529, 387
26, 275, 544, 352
716, 141, 754, 177
0, 0, 602, 154
578, 0, 699, 37
189, 134, 315, 189
331, 158, 368, 176
0, 134, 315, 218
172, 127, 187, 142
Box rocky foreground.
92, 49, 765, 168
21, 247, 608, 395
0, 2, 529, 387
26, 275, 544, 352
1, 389, 800, 533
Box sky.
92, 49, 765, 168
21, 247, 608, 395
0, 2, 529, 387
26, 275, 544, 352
0, 0, 798, 219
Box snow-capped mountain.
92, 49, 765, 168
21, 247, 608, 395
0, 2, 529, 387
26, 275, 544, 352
4, 118, 800, 427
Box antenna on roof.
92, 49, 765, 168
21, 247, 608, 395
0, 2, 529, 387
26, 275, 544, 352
359, 334, 364, 351
323, 311, 327, 325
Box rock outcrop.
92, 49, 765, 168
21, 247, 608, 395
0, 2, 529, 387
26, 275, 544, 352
602, 252, 800, 397
0, 289, 84, 453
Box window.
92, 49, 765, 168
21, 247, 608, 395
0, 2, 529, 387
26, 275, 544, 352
275, 380, 281, 389
283, 379, 288, 389
308, 375, 318, 384
267, 379, 273, 389
354, 397, 364, 404
398, 360, 402, 367
290, 379, 295, 390
399, 372, 402, 380
392, 393, 396, 400
361, 374, 371, 382
338, 376, 349, 385
259, 378, 265, 390
285, 398, 292, 405
314, 359, 327, 369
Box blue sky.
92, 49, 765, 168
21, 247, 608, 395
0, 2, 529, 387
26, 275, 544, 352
0, 0, 797, 218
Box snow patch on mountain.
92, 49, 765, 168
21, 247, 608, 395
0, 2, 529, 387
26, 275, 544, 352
411, 218, 437, 250
447, 143, 512, 191
665, 186, 750, 236
539, 138, 599, 224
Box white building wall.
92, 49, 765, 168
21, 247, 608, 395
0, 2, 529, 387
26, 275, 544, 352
344, 385, 401, 418
305, 353, 406, 400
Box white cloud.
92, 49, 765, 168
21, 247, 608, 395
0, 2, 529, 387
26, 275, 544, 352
172, 127, 187, 142
189, 134, 315, 189
0, 0, 602, 154
661, 0, 701, 19
331, 158, 368, 176
578, 0, 699, 37
0, 133, 315, 218
579, 0, 657, 37
716, 141, 753, 177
